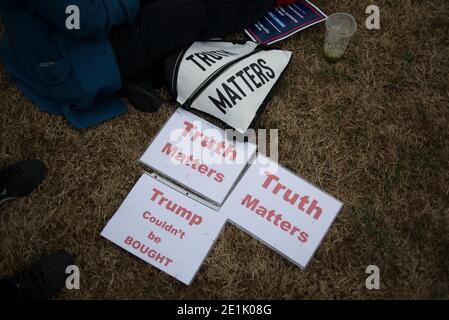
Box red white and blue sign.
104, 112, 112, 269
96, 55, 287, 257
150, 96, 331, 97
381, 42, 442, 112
245, 0, 327, 45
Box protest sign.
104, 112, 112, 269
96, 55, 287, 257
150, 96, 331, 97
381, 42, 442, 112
101, 173, 227, 285
174, 41, 259, 105
220, 155, 343, 268
140, 108, 257, 206
167, 41, 292, 133
245, 0, 327, 45
183, 48, 292, 133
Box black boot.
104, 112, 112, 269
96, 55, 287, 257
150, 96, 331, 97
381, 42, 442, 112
121, 81, 163, 113
0, 160, 47, 205
121, 63, 165, 113
0, 250, 74, 300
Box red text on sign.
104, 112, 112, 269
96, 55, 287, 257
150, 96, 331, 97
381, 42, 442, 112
182, 121, 237, 161
262, 172, 323, 221
161, 143, 225, 183
124, 235, 173, 267
142, 211, 186, 240
150, 188, 203, 226
241, 194, 309, 243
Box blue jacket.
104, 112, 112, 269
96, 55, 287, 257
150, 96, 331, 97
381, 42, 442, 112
0, 0, 140, 129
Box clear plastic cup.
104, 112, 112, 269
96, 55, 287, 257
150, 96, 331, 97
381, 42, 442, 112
324, 13, 357, 62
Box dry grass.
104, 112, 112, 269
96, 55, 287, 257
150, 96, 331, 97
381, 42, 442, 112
1, 0, 448, 299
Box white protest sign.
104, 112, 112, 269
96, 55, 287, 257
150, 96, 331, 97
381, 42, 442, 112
187, 48, 292, 133
101, 173, 226, 285
176, 41, 259, 105
220, 155, 343, 268
140, 108, 257, 206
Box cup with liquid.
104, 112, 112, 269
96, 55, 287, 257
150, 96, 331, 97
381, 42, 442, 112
324, 13, 357, 62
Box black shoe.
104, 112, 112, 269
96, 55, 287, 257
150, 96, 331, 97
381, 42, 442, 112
0, 160, 47, 205
122, 82, 163, 113
0, 250, 74, 300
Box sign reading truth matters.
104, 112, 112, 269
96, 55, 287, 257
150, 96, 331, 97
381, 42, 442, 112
101, 174, 226, 285
140, 108, 257, 206
221, 155, 343, 268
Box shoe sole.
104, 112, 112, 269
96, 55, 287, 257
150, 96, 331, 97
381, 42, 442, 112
0, 197, 18, 205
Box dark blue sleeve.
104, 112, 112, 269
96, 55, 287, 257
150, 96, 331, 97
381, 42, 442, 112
26, 0, 140, 39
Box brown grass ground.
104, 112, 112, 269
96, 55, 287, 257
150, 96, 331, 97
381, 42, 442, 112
1, 0, 448, 299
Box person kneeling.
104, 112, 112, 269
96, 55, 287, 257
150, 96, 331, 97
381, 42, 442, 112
0, 0, 291, 128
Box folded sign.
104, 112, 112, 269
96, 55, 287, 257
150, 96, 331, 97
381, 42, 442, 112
170, 41, 292, 133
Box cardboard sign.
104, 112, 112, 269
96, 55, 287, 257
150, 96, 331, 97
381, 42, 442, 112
220, 155, 343, 268
101, 173, 227, 285
245, 0, 327, 45
140, 108, 257, 206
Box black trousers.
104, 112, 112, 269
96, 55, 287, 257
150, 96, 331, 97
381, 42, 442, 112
110, 0, 274, 78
